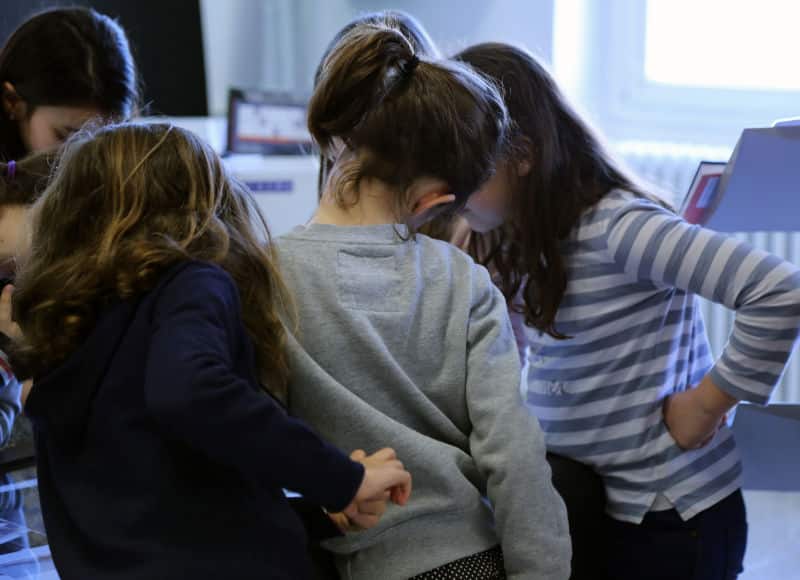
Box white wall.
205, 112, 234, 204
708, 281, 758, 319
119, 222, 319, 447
291, 0, 555, 93
200, 0, 556, 114
200, 0, 271, 115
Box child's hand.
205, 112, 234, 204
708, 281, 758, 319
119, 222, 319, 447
343, 448, 412, 530
328, 496, 388, 534
21, 380, 33, 406
327, 512, 352, 534
0, 285, 21, 341
664, 378, 736, 449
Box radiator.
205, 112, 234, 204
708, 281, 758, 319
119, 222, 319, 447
617, 141, 799, 403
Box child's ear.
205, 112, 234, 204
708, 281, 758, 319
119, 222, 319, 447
2, 82, 25, 121
516, 137, 534, 177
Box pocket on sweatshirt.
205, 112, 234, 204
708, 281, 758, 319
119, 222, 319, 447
337, 248, 403, 312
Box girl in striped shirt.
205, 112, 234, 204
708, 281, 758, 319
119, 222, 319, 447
439, 42, 800, 580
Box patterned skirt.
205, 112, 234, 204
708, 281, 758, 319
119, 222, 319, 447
409, 546, 505, 580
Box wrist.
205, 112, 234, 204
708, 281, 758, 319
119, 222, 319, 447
695, 376, 738, 417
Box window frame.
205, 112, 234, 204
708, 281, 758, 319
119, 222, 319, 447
560, 0, 800, 145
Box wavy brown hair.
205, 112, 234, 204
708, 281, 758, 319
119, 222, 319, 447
13, 123, 291, 396
451, 43, 663, 339
309, 25, 508, 223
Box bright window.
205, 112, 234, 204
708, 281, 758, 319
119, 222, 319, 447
645, 0, 800, 91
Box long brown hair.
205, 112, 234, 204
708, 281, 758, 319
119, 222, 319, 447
0, 150, 55, 206
13, 123, 291, 396
0, 7, 139, 160
309, 25, 508, 222
313, 11, 440, 198
454, 43, 655, 339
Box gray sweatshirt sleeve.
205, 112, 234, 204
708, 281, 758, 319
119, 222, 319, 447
466, 266, 572, 580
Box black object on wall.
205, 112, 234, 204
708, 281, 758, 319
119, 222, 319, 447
0, 0, 208, 116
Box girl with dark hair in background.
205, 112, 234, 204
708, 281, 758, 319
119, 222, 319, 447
0, 7, 139, 160
0, 6, 140, 444
440, 42, 800, 580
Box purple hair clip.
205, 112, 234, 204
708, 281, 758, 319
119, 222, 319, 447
6, 160, 16, 180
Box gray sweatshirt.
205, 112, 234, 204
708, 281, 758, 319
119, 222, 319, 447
276, 223, 571, 580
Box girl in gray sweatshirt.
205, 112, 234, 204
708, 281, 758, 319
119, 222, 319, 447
277, 23, 571, 580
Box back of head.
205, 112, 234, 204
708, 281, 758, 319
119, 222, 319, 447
314, 10, 440, 196
456, 43, 636, 221
14, 123, 289, 394
313, 10, 440, 85
309, 25, 508, 220
0, 7, 139, 159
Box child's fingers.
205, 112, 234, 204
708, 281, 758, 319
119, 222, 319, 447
21, 380, 33, 406
327, 512, 351, 534
369, 447, 397, 462
348, 512, 380, 530
350, 449, 367, 461
0, 285, 13, 323
357, 497, 388, 517
389, 471, 412, 506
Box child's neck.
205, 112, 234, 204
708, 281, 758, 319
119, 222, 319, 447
313, 179, 402, 227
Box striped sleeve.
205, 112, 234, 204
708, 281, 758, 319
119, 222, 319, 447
0, 352, 21, 445
604, 195, 800, 404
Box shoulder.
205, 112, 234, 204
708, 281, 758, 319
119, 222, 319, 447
151, 261, 240, 317
275, 226, 315, 250
580, 189, 677, 236
157, 260, 236, 294
416, 234, 498, 304
416, 233, 479, 269
273, 228, 311, 266
586, 189, 665, 219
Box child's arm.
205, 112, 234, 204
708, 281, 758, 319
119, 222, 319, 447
144, 263, 410, 516
605, 196, 800, 448
0, 285, 22, 446
0, 359, 21, 446
466, 267, 571, 580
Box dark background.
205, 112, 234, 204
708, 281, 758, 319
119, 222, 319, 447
0, 0, 208, 116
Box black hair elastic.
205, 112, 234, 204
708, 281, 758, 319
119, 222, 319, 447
399, 55, 420, 79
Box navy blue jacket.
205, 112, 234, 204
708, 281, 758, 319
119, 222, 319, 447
25, 261, 364, 580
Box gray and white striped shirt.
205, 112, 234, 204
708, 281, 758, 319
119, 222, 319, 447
517, 189, 800, 523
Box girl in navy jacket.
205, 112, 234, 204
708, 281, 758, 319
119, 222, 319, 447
11, 122, 411, 580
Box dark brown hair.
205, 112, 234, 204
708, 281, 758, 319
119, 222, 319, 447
314, 10, 440, 197
309, 25, 508, 222
0, 150, 55, 206
455, 43, 653, 338
0, 7, 139, 160
13, 123, 291, 396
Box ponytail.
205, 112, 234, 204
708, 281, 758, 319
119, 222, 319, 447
308, 24, 508, 218
309, 26, 418, 153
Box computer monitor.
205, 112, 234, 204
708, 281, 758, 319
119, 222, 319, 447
226, 88, 312, 156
